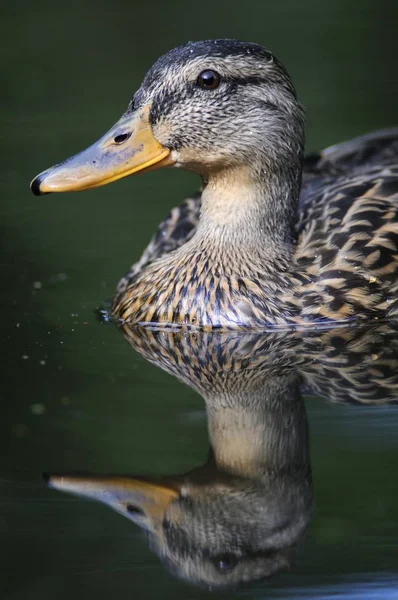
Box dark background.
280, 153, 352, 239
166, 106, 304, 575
1, 1, 398, 598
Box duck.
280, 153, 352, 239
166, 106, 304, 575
45, 328, 314, 589
30, 39, 398, 330
43, 323, 398, 588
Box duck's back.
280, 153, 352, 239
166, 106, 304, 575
296, 129, 398, 321
299, 128, 398, 217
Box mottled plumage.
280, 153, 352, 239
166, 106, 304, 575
122, 322, 398, 406
114, 133, 398, 328
121, 129, 398, 287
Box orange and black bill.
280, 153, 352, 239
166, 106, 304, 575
44, 472, 180, 531
30, 105, 174, 196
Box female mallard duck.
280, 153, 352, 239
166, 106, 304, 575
44, 324, 398, 587
31, 39, 398, 330
46, 328, 314, 588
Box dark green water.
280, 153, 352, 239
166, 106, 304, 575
2, 0, 398, 598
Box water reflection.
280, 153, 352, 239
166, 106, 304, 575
46, 324, 398, 589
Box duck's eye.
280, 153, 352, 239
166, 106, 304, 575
210, 553, 238, 573
196, 70, 221, 90
113, 132, 132, 145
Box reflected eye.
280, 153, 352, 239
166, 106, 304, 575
196, 70, 221, 90
210, 553, 238, 573
126, 504, 145, 517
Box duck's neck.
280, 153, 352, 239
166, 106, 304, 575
203, 372, 310, 481
195, 160, 302, 265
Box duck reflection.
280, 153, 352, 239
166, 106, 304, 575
46, 324, 398, 588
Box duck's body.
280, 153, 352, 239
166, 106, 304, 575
31, 40, 398, 330
114, 129, 398, 328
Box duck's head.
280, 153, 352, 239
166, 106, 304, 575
45, 468, 309, 589
31, 39, 304, 196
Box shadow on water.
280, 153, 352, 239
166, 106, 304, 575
45, 323, 398, 591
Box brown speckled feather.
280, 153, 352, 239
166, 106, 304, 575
114, 129, 398, 329
121, 322, 398, 405
116, 193, 201, 291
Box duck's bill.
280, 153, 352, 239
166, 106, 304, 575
44, 472, 180, 531
30, 104, 174, 196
